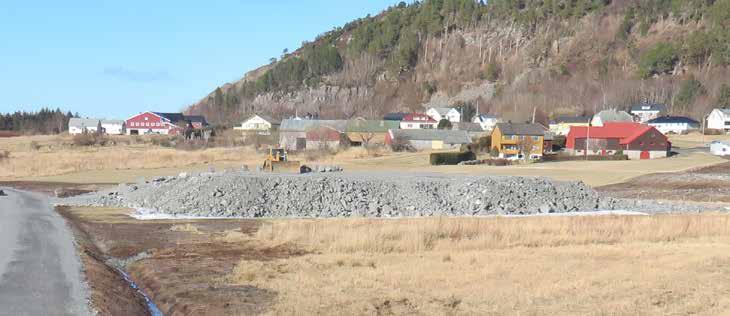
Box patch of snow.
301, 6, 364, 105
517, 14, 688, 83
129, 208, 246, 220
493, 210, 649, 218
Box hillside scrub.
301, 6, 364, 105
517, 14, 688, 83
638, 43, 679, 78
190, 0, 730, 127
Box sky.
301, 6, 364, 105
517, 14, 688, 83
0, 0, 400, 118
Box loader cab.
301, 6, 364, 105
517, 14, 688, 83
269, 148, 288, 162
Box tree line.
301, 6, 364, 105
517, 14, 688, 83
0, 108, 77, 135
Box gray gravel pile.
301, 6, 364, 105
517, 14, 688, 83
58, 171, 720, 218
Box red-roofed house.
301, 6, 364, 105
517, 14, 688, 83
400, 113, 437, 130
566, 122, 670, 159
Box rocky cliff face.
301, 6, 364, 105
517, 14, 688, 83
187, 0, 730, 125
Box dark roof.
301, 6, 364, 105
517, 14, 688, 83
553, 115, 591, 124
630, 102, 667, 113
184, 115, 208, 125
153, 112, 186, 123
152, 112, 208, 126
647, 116, 699, 125
383, 112, 409, 121
495, 123, 546, 136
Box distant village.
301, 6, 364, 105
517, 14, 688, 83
70, 103, 730, 160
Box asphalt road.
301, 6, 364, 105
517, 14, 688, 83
0, 188, 91, 316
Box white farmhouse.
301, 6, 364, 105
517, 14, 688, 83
426, 107, 461, 123
472, 114, 500, 131
68, 118, 101, 135
630, 103, 666, 123
234, 114, 280, 135
101, 120, 126, 135
710, 141, 730, 156
707, 108, 730, 133
400, 113, 438, 129
646, 116, 699, 134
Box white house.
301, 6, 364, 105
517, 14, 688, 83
472, 114, 500, 131
101, 120, 126, 135
68, 118, 101, 135
400, 113, 438, 129
426, 107, 461, 123
646, 116, 699, 134
234, 114, 280, 135
630, 103, 667, 123
707, 108, 730, 133
591, 109, 634, 126
710, 141, 730, 156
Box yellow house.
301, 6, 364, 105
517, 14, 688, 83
491, 123, 546, 159
548, 116, 592, 136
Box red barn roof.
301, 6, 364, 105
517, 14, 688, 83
306, 126, 342, 141
402, 113, 436, 123
566, 122, 662, 148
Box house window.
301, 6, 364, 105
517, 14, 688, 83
144, 117, 148, 121
532, 136, 540, 141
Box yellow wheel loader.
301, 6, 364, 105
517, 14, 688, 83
263, 148, 303, 173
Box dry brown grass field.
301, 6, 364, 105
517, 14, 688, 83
59, 205, 730, 316
1, 134, 727, 186
57, 208, 730, 315
228, 215, 730, 315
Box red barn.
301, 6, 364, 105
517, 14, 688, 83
566, 122, 670, 159
125, 112, 208, 136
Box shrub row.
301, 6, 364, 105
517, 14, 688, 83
429, 151, 477, 166
541, 154, 629, 162
459, 158, 513, 166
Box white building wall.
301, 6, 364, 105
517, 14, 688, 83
236, 116, 272, 131
400, 121, 436, 129
102, 124, 125, 135
426, 109, 443, 122
474, 118, 499, 131
649, 123, 690, 134
711, 142, 730, 156
69, 127, 84, 135
632, 111, 660, 123
707, 109, 730, 131
427, 108, 461, 123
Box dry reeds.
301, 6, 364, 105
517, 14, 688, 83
255, 214, 730, 254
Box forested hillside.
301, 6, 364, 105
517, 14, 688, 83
187, 0, 730, 125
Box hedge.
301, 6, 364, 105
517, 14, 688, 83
541, 154, 629, 162
429, 151, 477, 165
